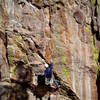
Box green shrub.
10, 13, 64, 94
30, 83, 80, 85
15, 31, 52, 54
64, 68, 69, 76
91, 0, 96, 5
86, 25, 99, 78
97, 0, 100, 5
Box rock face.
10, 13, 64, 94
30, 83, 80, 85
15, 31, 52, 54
0, 0, 99, 100
0, 0, 10, 82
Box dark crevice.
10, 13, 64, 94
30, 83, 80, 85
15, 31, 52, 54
91, 0, 100, 41
57, 6, 60, 10
0, 31, 6, 45
91, 17, 100, 40
43, 5, 50, 8
18, 1, 25, 7
31, 3, 41, 9
19, 0, 42, 9
94, 6, 98, 17
98, 52, 100, 63
26, 0, 32, 2
5, 32, 10, 66
55, 1, 65, 7
33, 41, 41, 49
96, 31, 100, 40
91, 17, 97, 34
37, 50, 46, 61
33, 41, 47, 61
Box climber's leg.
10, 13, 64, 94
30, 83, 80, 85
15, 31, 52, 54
54, 80, 60, 89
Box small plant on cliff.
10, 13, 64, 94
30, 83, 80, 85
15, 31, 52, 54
91, 0, 100, 6
90, 33, 98, 65
85, 25, 99, 78
85, 25, 98, 63
64, 67, 70, 80
97, 0, 100, 5
91, 0, 96, 5
91, 33, 99, 77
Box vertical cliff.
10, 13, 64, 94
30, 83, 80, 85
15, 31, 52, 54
0, 0, 99, 100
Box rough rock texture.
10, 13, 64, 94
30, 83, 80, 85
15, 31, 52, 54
91, 0, 100, 100
0, 0, 99, 100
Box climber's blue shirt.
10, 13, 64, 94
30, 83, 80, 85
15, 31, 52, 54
44, 63, 53, 79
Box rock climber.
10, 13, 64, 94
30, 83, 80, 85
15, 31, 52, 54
44, 63, 52, 85
44, 60, 59, 89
